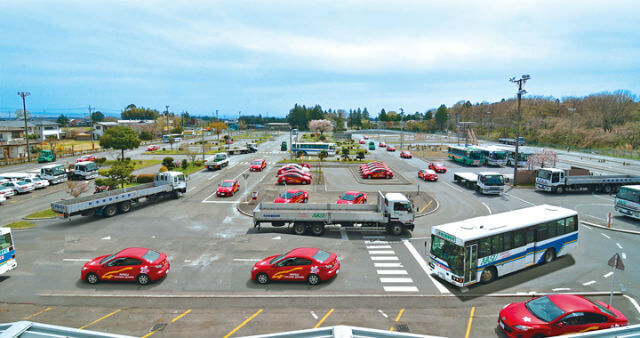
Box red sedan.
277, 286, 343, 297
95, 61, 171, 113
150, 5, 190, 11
360, 161, 387, 171
146, 145, 159, 151
498, 294, 628, 337
76, 154, 97, 162
362, 167, 393, 179
359, 140, 366, 144
337, 191, 367, 204
379, 142, 387, 147
418, 169, 438, 181
274, 189, 308, 203
217, 179, 240, 197
363, 135, 369, 139
252, 247, 340, 285
400, 151, 412, 159
278, 172, 312, 185
428, 162, 447, 173
278, 164, 311, 175
81, 247, 170, 285
386, 145, 396, 152
250, 159, 266, 171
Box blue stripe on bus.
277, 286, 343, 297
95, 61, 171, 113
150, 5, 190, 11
0, 249, 16, 265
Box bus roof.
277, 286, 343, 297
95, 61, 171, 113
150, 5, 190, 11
448, 145, 478, 150
432, 204, 577, 244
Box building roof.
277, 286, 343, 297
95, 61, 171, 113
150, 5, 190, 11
0, 119, 59, 129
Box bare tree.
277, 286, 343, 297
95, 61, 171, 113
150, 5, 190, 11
528, 149, 557, 169
66, 180, 92, 198
308, 119, 334, 135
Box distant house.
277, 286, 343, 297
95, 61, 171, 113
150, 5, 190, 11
0, 119, 61, 163
93, 120, 156, 139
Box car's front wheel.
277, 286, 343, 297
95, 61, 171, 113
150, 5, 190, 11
256, 273, 269, 284
86, 273, 99, 284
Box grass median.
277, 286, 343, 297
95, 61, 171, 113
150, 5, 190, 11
104, 159, 161, 170
25, 209, 56, 219
4, 220, 35, 229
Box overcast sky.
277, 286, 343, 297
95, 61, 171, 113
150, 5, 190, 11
1, 1, 639, 118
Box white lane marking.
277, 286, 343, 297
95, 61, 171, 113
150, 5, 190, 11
374, 262, 403, 268
588, 215, 607, 221
371, 256, 399, 261
377, 270, 408, 275
581, 224, 591, 230
201, 200, 244, 204
340, 228, 348, 241
233, 258, 261, 262
232, 167, 250, 181
552, 288, 571, 291
380, 278, 413, 283
623, 295, 640, 315
443, 182, 464, 193
582, 280, 596, 286
63, 258, 91, 262
368, 250, 395, 255
600, 233, 611, 239
603, 272, 614, 278
101, 236, 111, 240
363, 236, 386, 239
365, 240, 389, 245
367, 245, 392, 249
616, 243, 623, 249
592, 194, 614, 202
503, 192, 535, 206
383, 286, 419, 292
378, 309, 388, 318
482, 202, 492, 215
402, 239, 450, 294
622, 252, 627, 260
207, 173, 218, 181
310, 311, 318, 320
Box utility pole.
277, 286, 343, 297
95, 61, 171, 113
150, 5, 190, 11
399, 108, 404, 150
165, 105, 170, 136
509, 75, 531, 186
88, 105, 95, 148
567, 107, 576, 152
17, 92, 31, 162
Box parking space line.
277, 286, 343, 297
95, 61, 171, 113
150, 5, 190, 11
377, 270, 408, 275
141, 308, 192, 337
380, 278, 413, 283
313, 308, 334, 328
23, 307, 51, 320
224, 309, 263, 338
419, 200, 432, 213
374, 262, 403, 268
464, 307, 475, 338
171, 309, 191, 323
78, 308, 121, 330
623, 295, 640, 314
389, 308, 405, 331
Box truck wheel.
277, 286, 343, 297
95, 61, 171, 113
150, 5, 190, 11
173, 191, 181, 199
103, 205, 118, 217
118, 201, 132, 213
556, 186, 564, 194
310, 224, 325, 236
387, 223, 404, 236
307, 273, 320, 285
292, 223, 306, 235
604, 185, 612, 194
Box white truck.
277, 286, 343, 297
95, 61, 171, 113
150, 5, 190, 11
227, 142, 258, 155
453, 172, 505, 194
51, 171, 186, 218
615, 185, 640, 220
535, 168, 640, 194
68, 161, 98, 180
40, 164, 68, 184
205, 152, 230, 170
253, 191, 415, 236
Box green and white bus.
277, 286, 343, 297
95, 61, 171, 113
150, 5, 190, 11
471, 145, 507, 166
429, 204, 578, 287
495, 145, 534, 167
448, 145, 483, 166
291, 142, 337, 156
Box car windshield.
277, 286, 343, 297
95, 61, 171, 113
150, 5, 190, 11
588, 299, 616, 316
432, 163, 442, 167
430, 235, 464, 276
270, 251, 291, 264
525, 296, 566, 322
537, 170, 552, 180
221, 181, 234, 187
312, 250, 331, 263
281, 192, 294, 199
484, 175, 504, 185
16, 181, 28, 186
100, 253, 117, 265
341, 193, 356, 201
253, 161, 262, 165
142, 249, 161, 262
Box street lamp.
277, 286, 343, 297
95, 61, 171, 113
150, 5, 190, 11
165, 105, 170, 136
509, 75, 531, 187
17, 92, 31, 162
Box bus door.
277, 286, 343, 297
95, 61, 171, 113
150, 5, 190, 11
464, 244, 477, 283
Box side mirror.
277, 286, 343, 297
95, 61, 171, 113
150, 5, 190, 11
556, 322, 564, 328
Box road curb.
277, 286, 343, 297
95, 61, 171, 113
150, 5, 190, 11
237, 204, 253, 217
23, 216, 56, 220
581, 220, 640, 235
416, 197, 439, 218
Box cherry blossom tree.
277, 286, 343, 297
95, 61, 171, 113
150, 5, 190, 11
308, 119, 333, 135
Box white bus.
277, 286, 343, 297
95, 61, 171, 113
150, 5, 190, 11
162, 134, 183, 143
471, 145, 508, 166
40, 164, 68, 184
291, 142, 337, 156
494, 145, 534, 167
429, 204, 578, 287
615, 185, 640, 220
0, 227, 17, 275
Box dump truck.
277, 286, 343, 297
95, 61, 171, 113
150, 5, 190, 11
535, 168, 640, 194
453, 172, 505, 194
51, 171, 186, 218
253, 191, 414, 236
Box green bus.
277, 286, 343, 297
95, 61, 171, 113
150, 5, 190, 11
37, 149, 56, 163
448, 146, 482, 166
368, 141, 375, 150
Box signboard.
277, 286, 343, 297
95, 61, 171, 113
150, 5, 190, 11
242, 173, 249, 180
608, 253, 625, 271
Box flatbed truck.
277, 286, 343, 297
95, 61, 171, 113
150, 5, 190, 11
51, 171, 186, 218
253, 191, 414, 236
535, 168, 640, 194
453, 172, 505, 194
227, 143, 258, 155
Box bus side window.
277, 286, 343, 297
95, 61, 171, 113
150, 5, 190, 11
503, 232, 513, 251
513, 232, 524, 248
556, 219, 566, 235
567, 216, 577, 232
547, 221, 557, 238
491, 235, 503, 254
479, 238, 491, 258
536, 224, 548, 242
526, 229, 534, 244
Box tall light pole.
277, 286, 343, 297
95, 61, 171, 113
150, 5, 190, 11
165, 105, 170, 136
17, 92, 31, 162
399, 107, 404, 150
509, 75, 531, 186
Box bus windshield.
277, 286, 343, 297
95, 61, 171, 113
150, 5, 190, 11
430, 235, 464, 276
1, 232, 12, 251
469, 151, 483, 160
491, 152, 506, 160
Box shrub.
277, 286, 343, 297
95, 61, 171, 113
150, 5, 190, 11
97, 169, 110, 177
357, 151, 366, 161
159, 166, 168, 172
95, 178, 117, 187
139, 131, 153, 141
95, 157, 107, 165
136, 174, 155, 183
162, 157, 175, 169
194, 161, 203, 166
181, 160, 189, 170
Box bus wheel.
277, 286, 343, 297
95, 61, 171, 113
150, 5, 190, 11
543, 248, 555, 264
292, 223, 307, 235
480, 266, 496, 283
103, 205, 118, 217
310, 224, 325, 236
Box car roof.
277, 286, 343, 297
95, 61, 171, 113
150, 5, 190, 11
222, 179, 237, 183
546, 294, 597, 313
116, 247, 151, 258
285, 189, 304, 193
344, 191, 361, 195
254, 159, 264, 161
286, 247, 320, 258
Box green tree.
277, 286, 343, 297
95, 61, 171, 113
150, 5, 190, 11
91, 111, 105, 122
341, 147, 350, 161
356, 151, 366, 161
162, 157, 176, 170
139, 130, 153, 141
56, 114, 69, 127
171, 126, 184, 135
121, 104, 159, 120
99, 126, 141, 160
106, 159, 135, 188
435, 104, 449, 131
379, 109, 387, 121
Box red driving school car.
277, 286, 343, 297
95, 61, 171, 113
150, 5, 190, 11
498, 294, 628, 338
274, 189, 308, 203
217, 179, 239, 197
252, 247, 340, 285
337, 191, 367, 204
428, 162, 447, 173
250, 159, 266, 171
81, 247, 169, 285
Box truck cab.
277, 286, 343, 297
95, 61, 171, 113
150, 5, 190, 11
281, 141, 287, 151
38, 149, 56, 163
384, 193, 414, 225
535, 168, 564, 192
476, 172, 505, 194
154, 171, 187, 192
205, 153, 229, 170
72, 161, 98, 180
247, 143, 258, 152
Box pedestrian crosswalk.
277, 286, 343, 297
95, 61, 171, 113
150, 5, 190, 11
364, 236, 419, 293
232, 161, 279, 166
255, 151, 287, 154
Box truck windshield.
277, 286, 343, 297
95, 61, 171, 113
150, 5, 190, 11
177, 175, 186, 182
430, 235, 464, 276
537, 170, 552, 180
393, 202, 412, 212
483, 175, 504, 185
215, 155, 225, 161
617, 187, 640, 203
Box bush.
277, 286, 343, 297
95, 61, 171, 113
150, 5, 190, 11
97, 169, 110, 177
159, 166, 168, 172
357, 151, 366, 160
162, 157, 175, 169
95, 157, 107, 165
95, 178, 117, 187
136, 174, 155, 183
181, 160, 188, 170
139, 131, 153, 141
194, 161, 203, 166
